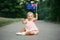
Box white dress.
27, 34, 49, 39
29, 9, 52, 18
25, 19, 39, 34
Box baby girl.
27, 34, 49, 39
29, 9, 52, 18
16, 12, 39, 35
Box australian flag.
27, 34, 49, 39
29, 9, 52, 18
26, 3, 37, 10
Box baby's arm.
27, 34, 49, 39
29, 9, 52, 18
35, 13, 38, 20
33, 13, 38, 21
21, 18, 27, 24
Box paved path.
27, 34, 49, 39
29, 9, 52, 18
0, 21, 60, 40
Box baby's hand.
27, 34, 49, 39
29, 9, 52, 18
21, 18, 25, 21
36, 13, 38, 16
21, 18, 27, 24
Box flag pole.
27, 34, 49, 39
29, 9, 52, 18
36, 3, 37, 13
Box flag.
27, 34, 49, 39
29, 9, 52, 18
26, 3, 37, 10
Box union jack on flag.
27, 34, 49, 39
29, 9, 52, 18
32, 4, 37, 7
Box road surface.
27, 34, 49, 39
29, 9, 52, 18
0, 21, 60, 40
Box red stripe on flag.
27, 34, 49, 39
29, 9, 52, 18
32, 4, 37, 6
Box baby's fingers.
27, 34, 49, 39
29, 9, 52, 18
36, 13, 38, 16
21, 18, 25, 21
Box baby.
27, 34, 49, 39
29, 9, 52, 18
16, 12, 39, 35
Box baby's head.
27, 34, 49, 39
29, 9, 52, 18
27, 12, 34, 20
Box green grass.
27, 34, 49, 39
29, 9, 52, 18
0, 20, 14, 27
0, 18, 21, 27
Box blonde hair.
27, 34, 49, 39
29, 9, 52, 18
27, 12, 34, 16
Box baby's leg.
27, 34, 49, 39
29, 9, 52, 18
26, 32, 34, 35
26, 30, 38, 35
16, 28, 26, 35
20, 28, 26, 32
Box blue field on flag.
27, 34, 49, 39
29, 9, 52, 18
26, 3, 37, 10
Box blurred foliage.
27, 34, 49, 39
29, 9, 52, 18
0, 0, 60, 22
0, 0, 27, 18
46, 0, 60, 22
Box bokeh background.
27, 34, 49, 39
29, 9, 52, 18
0, 0, 60, 26
0, 0, 60, 21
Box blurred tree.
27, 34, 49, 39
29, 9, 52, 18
47, 0, 60, 22
0, 0, 27, 18
0, 0, 60, 22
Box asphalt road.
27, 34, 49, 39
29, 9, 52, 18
0, 21, 60, 40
